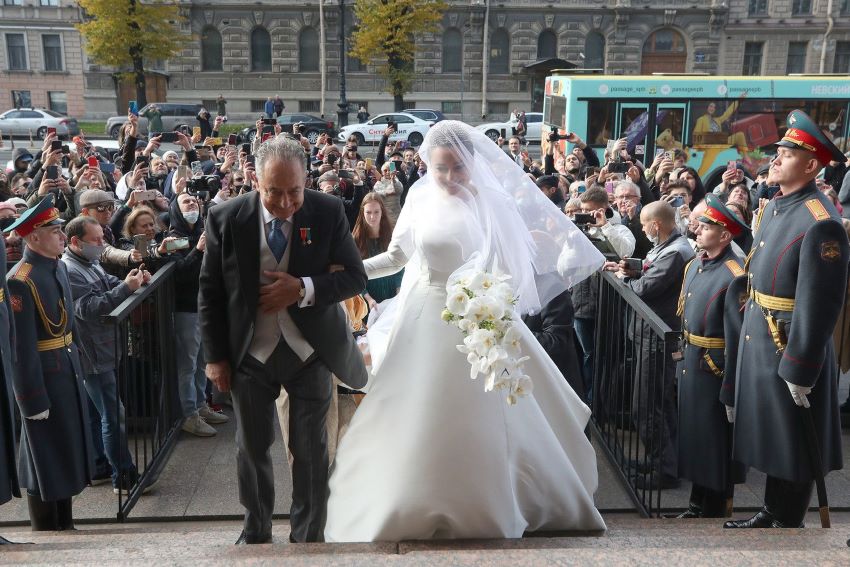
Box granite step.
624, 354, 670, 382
0, 514, 848, 566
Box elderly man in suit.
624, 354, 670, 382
199, 136, 368, 544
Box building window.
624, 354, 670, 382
791, 0, 811, 14
5, 33, 27, 70
537, 30, 557, 60
834, 41, 850, 73
48, 91, 67, 114
441, 101, 461, 114
489, 101, 509, 116
200, 26, 222, 71
842, 0, 850, 15
584, 31, 605, 69
250, 99, 266, 113
743, 41, 763, 75
644, 28, 686, 53
11, 90, 31, 108
251, 27, 272, 72
748, 0, 768, 15
4, 0, 23, 5
42, 34, 63, 71
298, 27, 319, 72
489, 28, 510, 74
442, 28, 462, 73
40, 0, 59, 5
299, 100, 320, 113
786, 41, 807, 74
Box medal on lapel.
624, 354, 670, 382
300, 227, 312, 245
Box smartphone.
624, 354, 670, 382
134, 189, 157, 201
192, 126, 201, 138
129, 100, 139, 116
262, 118, 277, 126
190, 161, 203, 177
338, 170, 353, 179
387, 121, 396, 131
45, 165, 59, 180
240, 143, 251, 154
365, 158, 373, 169
51, 140, 62, 151
61, 145, 70, 154
99, 162, 115, 174
134, 155, 149, 168
727, 160, 737, 171
245, 155, 256, 167
158, 132, 178, 143
604, 181, 614, 193
47, 127, 57, 137
227, 134, 237, 146
203, 137, 223, 146
132, 234, 150, 257
500, 128, 507, 139
625, 257, 643, 272
165, 237, 190, 252
87, 156, 99, 169
388, 161, 397, 172
573, 213, 595, 225
670, 195, 685, 208
176, 165, 189, 182
655, 148, 665, 157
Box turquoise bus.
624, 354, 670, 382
542, 73, 850, 188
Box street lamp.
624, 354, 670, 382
337, 0, 348, 128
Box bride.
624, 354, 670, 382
324, 121, 607, 542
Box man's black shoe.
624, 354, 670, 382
632, 473, 681, 490
289, 534, 297, 543
665, 504, 701, 519
722, 509, 801, 528
0, 534, 33, 545
235, 531, 272, 545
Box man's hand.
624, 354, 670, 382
384, 125, 396, 138
124, 268, 146, 291
786, 381, 812, 408
127, 113, 139, 138
196, 232, 207, 252
43, 148, 62, 167
617, 259, 641, 279
602, 261, 620, 272
627, 165, 641, 183
41, 133, 56, 154
591, 207, 608, 228
129, 249, 143, 264
54, 177, 72, 195
214, 115, 225, 131
175, 131, 192, 151
206, 361, 232, 393
655, 158, 674, 182
725, 405, 735, 423
144, 135, 162, 157
259, 271, 302, 313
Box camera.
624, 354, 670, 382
186, 175, 221, 201
548, 131, 571, 142
607, 161, 629, 174
572, 213, 595, 226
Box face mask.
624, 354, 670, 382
183, 210, 200, 224
79, 241, 105, 262
647, 224, 660, 246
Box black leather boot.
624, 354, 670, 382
765, 476, 811, 528
670, 484, 704, 518
26, 494, 59, 531
723, 507, 776, 528
56, 498, 75, 531
700, 487, 728, 519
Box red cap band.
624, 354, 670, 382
16, 207, 60, 237
781, 128, 832, 165
702, 207, 744, 237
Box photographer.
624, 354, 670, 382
318, 171, 366, 229
545, 130, 599, 177
374, 162, 404, 224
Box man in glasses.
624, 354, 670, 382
78, 189, 143, 270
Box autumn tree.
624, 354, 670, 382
350, 0, 447, 110
77, 0, 188, 107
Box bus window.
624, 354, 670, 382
812, 101, 847, 153
655, 106, 685, 153
690, 98, 748, 150
587, 100, 614, 146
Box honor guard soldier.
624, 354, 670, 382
723, 110, 849, 529
674, 194, 748, 518
5, 196, 94, 532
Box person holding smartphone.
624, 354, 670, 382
374, 162, 403, 224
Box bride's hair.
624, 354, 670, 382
425, 121, 475, 161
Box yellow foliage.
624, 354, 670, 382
77, 0, 188, 68
350, 0, 447, 97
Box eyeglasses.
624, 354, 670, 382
95, 203, 115, 212
614, 194, 639, 201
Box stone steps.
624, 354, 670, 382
1, 514, 849, 566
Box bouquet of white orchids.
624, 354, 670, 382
441, 271, 532, 405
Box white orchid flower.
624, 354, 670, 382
503, 326, 523, 358
446, 290, 470, 316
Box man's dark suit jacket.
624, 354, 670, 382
199, 189, 369, 389
522, 290, 584, 397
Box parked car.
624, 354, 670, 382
475, 112, 543, 143
337, 112, 432, 146
0, 108, 80, 139
105, 102, 204, 139
402, 108, 446, 124
239, 113, 335, 144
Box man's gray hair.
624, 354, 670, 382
614, 179, 640, 197
254, 136, 306, 180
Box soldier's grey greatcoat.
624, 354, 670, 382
723, 182, 849, 482
677, 244, 746, 492
0, 242, 19, 505
7, 248, 94, 501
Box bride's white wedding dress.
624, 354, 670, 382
324, 195, 606, 542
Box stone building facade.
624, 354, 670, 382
0, 0, 85, 118
8, 0, 847, 122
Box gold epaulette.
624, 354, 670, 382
725, 259, 744, 278
11, 262, 32, 282
805, 198, 830, 221
752, 205, 767, 234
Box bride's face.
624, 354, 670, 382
430, 146, 470, 195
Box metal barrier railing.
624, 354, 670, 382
102, 262, 181, 521
590, 271, 679, 518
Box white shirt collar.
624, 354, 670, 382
259, 197, 292, 225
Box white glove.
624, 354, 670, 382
786, 381, 812, 408
725, 405, 735, 424
27, 409, 49, 420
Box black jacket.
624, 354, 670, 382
522, 290, 583, 397
166, 198, 205, 313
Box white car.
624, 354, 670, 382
338, 112, 432, 146
475, 112, 543, 143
